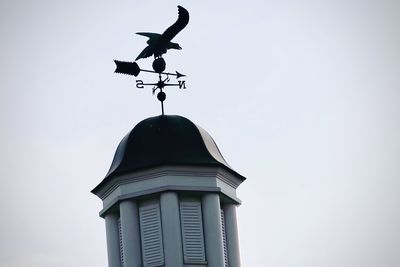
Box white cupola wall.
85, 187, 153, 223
92, 115, 246, 267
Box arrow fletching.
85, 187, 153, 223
114, 60, 140, 76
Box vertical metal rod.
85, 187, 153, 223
158, 74, 164, 115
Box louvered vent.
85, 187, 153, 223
221, 209, 229, 267
118, 218, 125, 267
139, 202, 164, 267
180, 200, 206, 263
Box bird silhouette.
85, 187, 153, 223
135, 5, 189, 61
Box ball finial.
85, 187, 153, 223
157, 91, 166, 102
152, 58, 166, 73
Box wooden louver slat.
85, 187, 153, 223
118, 218, 125, 267
139, 203, 164, 267
221, 209, 229, 267
180, 200, 206, 263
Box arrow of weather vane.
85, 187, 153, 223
114, 5, 189, 115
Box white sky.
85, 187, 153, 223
1, 1, 399, 266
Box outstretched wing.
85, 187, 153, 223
136, 32, 162, 39
136, 46, 154, 60
161, 5, 189, 42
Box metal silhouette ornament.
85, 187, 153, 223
114, 5, 189, 115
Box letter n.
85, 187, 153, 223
178, 80, 187, 89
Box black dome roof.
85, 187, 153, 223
93, 115, 244, 192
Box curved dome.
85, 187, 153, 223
99, 115, 244, 186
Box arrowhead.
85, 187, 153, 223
114, 60, 141, 76
175, 71, 186, 79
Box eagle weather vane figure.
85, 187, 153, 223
114, 5, 189, 115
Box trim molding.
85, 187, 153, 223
95, 165, 243, 200
99, 186, 241, 218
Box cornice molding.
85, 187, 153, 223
94, 165, 243, 200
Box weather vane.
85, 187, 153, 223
114, 5, 189, 115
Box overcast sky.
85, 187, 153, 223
1, 1, 399, 266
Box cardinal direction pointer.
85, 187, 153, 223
178, 81, 186, 89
